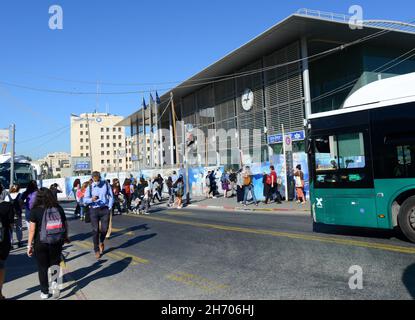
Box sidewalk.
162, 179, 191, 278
186, 195, 310, 214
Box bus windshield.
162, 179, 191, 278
313, 132, 367, 185
0, 163, 35, 189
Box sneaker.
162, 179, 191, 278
40, 293, 49, 300
144, 212, 150, 215
50, 281, 60, 299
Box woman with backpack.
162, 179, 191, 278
6, 184, 24, 248
294, 164, 306, 205
27, 188, 69, 300
221, 171, 231, 198
262, 172, 270, 203
166, 176, 174, 207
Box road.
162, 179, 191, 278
4, 200, 415, 300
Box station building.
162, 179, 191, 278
119, 9, 415, 173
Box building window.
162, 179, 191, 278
101, 160, 104, 164
101, 143, 104, 148
119, 143, 122, 148
86, 153, 89, 157
119, 159, 122, 163
81, 153, 84, 157
80, 138, 84, 143
113, 128, 116, 132
106, 128, 110, 132
107, 136, 110, 140
86, 146, 89, 150
118, 135, 122, 140
113, 143, 116, 147
80, 124, 83, 128
101, 151, 104, 155
101, 136, 104, 140
86, 139, 89, 143
107, 160, 110, 164
118, 127, 122, 132
107, 143, 110, 148
80, 131, 83, 135
107, 151, 110, 155
101, 128, 104, 132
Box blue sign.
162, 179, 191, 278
268, 130, 305, 145
74, 162, 90, 170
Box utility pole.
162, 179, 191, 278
170, 92, 179, 166
10, 124, 15, 188
282, 124, 288, 202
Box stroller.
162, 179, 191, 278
130, 193, 151, 214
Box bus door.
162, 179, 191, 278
312, 130, 379, 228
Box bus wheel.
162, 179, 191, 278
398, 196, 415, 243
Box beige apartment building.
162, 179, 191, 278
35, 152, 71, 178
70, 113, 130, 173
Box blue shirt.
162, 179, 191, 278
83, 180, 114, 209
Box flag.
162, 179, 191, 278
156, 91, 161, 104
149, 93, 155, 106
142, 97, 147, 110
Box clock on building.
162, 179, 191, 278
241, 88, 254, 111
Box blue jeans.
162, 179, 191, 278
243, 185, 257, 205
80, 206, 86, 218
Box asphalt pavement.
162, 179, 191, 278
3, 200, 415, 300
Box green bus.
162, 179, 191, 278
307, 73, 415, 242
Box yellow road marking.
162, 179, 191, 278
110, 227, 135, 236
166, 272, 228, 293
73, 241, 149, 266
132, 215, 415, 255
163, 210, 194, 216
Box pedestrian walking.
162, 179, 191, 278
236, 169, 244, 203
166, 176, 174, 207
0, 189, 14, 300
21, 180, 38, 231
265, 165, 282, 204
151, 177, 161, 203
229, 169, 237, 197
76, 182, 90, 221
174, 176, 184, 209
122, 179, 133, 212
5, 184, 24, 248
205, 171, 212, 198
49, 183, 62, 202
72, 179, 81, 217
221, 171, 231, 198
209, 170, 217, 198
111, 179, 123, 215
83, 171, 114, 260
262, 172, 270, 203
156, 174, 164, 201
294, 165, 306, 205
140, 179, 151, 214
242, 166, 258, 206
27, 188, 69, 300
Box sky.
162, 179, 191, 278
0, 0, 413, 160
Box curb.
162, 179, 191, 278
187, 204, 310, 214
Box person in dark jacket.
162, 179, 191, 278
0, 184, 14, 300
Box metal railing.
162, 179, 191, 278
296, 8, 415, 34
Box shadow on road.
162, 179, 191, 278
62, 257, 132, 299
108, 224, 151, 240
5, 252, 37, 284
402, 264, 415, 299
106, 233, 157, 254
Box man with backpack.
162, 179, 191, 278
83, 171, 114, 260
242, 166, 258, 207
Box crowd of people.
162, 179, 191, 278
0, 165, 306, 300
204, 164, 306, 206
